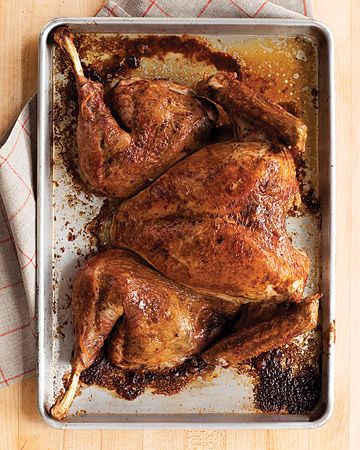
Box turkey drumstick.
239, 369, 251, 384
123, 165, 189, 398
50, 250, 239, 420
53, 28, 217, 197
50, 249, 125, 420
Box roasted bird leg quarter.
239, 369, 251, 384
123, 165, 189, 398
50, 250, 239, 420
53, 28, 217, 198
202, 295, 320, 368
197, 72, 307, 157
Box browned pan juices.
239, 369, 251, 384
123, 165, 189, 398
52, 33, 321, 416
74, 34, 242, 81
81, 355, 215, 400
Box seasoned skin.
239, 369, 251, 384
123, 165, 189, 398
78, 77, 217, 197
197, 72, 307, 157
111, 141, 310, 303
76, 80, 131, 196
74, 249, 238, 371
202, 295, 320, 368
71, 251, 125, 372
54, 28, 217, 198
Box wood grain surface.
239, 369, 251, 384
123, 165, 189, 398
0, 0, 358, 448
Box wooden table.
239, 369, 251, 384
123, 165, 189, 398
0, 1, 358, 448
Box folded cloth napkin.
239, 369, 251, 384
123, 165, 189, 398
0, 0, 312, 387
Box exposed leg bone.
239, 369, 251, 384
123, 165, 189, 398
54, 27, 87, 86
50, 371, 81, 421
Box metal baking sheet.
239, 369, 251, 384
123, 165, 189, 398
37, 17, 335, 429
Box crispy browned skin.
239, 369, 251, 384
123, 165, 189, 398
54, 28, 217, 197
202, 295, 320, 368
197, 72, 307, 157
111, 141, 310, 303
72, 249, 238, 371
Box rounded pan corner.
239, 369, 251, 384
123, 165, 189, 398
37, 400, 66, 430
310, 19, 334, 38
39, 18, 70, 46
307, 19, 334, 47
307, 399, 334, 429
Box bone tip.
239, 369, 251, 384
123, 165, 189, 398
50, 402, 69, 421
53, 26, 73, 48
49, 370, 80, 421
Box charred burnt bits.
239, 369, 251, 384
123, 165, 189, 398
80, 355, 214, 400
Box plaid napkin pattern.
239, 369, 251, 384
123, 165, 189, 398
0, 0, 312, 387
98, 0, 312, 18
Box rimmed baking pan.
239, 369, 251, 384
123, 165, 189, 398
37, 17, 335, 429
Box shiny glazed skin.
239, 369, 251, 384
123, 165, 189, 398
76, 77, 217, 197
111, 141, 310, 304
71, 249, 239, 372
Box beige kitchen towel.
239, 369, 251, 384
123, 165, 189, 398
0, 0, 312, 387
98, 1, 312, 18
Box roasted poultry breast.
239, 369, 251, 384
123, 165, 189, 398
111, 141, 309, 303
51, 28, 320, 421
